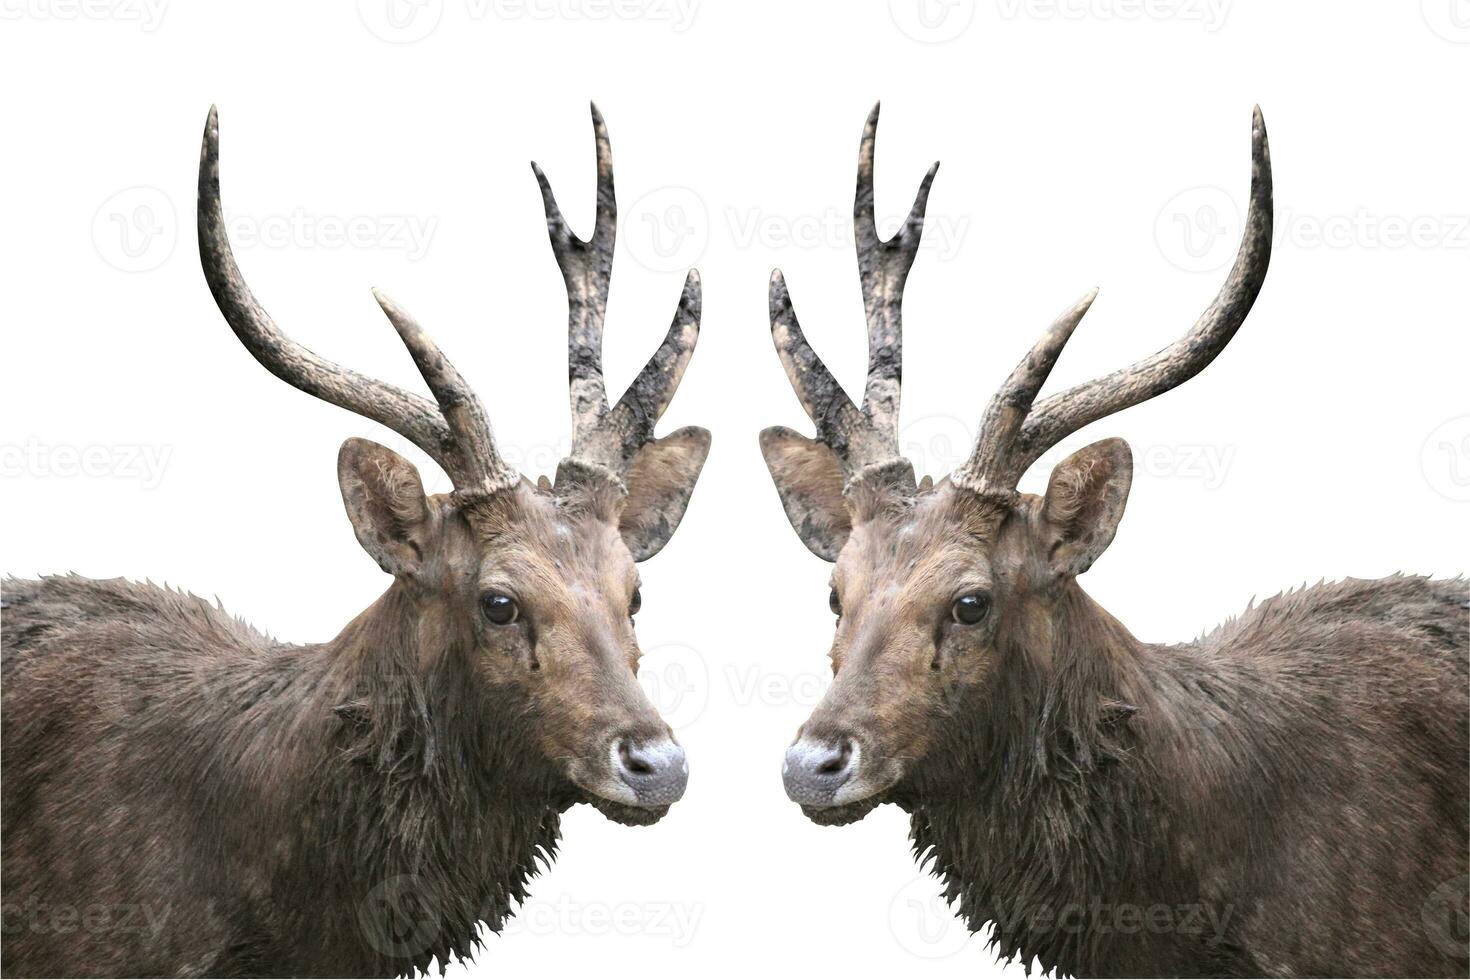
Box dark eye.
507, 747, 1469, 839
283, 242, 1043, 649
480, 593, 519, 626
829, 588, 842, 616
628, 588, 642, 617
951, 593, 990, 626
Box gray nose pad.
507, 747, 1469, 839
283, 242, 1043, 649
614, 737, 689, 806
782, 737, 856, 806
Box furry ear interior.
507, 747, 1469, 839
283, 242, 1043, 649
1039, 437, 1133, 579
759, 426, 851, 562
337, 438, 433, 577
620, 426, 712, 561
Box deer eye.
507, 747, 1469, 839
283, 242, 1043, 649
951, 593, 990, 626
480, 593, 519, 626
628, 589, 642, 617
829, 588, 842, 616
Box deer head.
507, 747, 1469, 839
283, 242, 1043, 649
763, 105, 1272, 824
199, 105, 709, 824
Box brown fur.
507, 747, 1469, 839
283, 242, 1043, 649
1, 444, 697, 977
782, 445, 1469, 976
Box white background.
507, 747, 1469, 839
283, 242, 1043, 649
2, 1, 1467, 976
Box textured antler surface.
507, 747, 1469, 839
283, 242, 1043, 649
950, 290, 1098, 496
768, 104, 938, 488
953, 107, 1274, 497
198, 107, 517, 492
534, 103, 703, 486
855, 104, 939, 443
531, 104, 618, 449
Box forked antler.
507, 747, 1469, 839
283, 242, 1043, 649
533, 104, 702, 488
769, 105, 1273, 504
198, 107, 519, 494
952, 107, 1273, 498
770, 103, 938, 489
200, 105, 703, 501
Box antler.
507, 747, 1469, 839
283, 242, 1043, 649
770, 103, 938, 489
198, 107, 518, 494
533, 103, 702, 487
952, 107, 1274, 498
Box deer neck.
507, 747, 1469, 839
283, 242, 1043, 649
905, 583, 1162, 943
243, 583, 564, 971
907, 584, 1251, 974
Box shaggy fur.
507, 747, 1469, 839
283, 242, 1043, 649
775, 442, 1468, 976
1, 573, 569, 976
901, 573, 1469, 977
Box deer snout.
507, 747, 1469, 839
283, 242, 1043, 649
613, 736, 689, 807
782, 736, 858, 806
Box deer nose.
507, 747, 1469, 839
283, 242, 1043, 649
783, 736, 857, 806
614, 737, 688, 807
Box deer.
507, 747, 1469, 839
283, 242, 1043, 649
762, 105, 1469, 977
0, 104, 710, 978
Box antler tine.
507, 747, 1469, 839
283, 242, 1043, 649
537, 106, 704, 487
199, 107, 498, 489
565, 270, 703, 469
532, 102, 616, 454
767, 107, 938, 488
372, 290, 518, 491
951, 290, 1099, 496
769, 270, 891, 468
1005, 108, 1274, 481
854, 103, 940, 442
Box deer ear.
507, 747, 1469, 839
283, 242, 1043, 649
619, 427, 711, 561
337, 438, 433, 577
759, 427, 850, 562
1039, 438, 1132, 579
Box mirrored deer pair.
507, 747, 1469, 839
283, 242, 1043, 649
9, 102, 1461, 979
